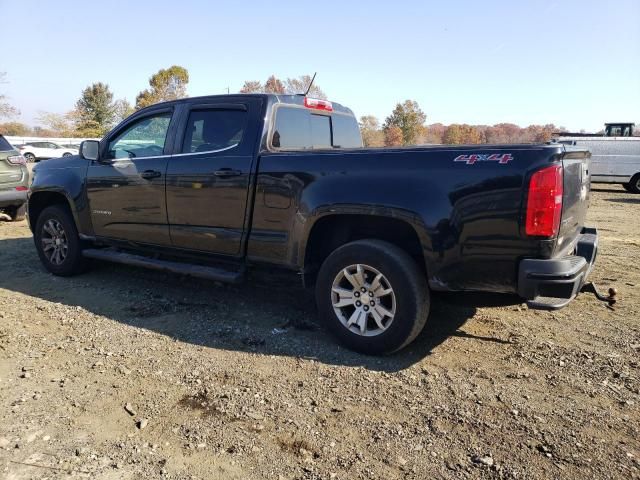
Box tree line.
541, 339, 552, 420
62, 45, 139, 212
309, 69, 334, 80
2, 70, 634, 143
360, 100, 567, 146
0, 66, 189, 137
0, 69, 325, 138
239, 74, 326, 98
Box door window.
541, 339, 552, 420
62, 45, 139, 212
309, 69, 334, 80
106, 113, 172, 159
181, 109, 247, 154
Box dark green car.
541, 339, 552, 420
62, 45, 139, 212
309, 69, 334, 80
0, 134, 29, 221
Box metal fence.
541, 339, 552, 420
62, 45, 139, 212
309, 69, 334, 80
5, 136, 99, 146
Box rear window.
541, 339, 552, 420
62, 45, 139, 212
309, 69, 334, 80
332, 114, 363, 148
0, 135, 15, 151
310, 114, 331, 148
272, 106, 362, 150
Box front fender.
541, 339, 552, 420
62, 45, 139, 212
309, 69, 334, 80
28, 158, 92, 235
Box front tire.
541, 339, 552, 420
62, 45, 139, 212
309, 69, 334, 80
62, 153, 72, 157
24, 153, 36, 163
624, 174, 640, 194
5, 204, 26, 222
316, 239, 430, 355
34, 205, 86, 276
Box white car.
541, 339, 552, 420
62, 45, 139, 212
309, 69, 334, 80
18, 141, 79, 162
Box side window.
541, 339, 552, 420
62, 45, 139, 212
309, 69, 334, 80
106, 113, 172, 160
47, 143, 59, 149
181, 109, 246, 154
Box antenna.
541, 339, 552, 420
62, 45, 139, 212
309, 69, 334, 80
302, 72, 317, 96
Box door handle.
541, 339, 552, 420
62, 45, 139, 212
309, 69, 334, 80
214, 168, 242, 177
140, 170, 162, 180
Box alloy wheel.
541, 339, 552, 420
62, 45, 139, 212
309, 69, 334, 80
41, 219, 69, 265
331, 263, 396, 337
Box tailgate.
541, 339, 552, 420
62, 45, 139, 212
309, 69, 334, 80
557, 147, 591, 255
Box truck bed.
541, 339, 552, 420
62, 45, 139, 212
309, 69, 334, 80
249, 143, 591, 294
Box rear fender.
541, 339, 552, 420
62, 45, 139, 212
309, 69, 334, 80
296, 204, 435, 275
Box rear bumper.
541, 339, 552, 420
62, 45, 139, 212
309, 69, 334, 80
518, 227, 598, 307
0, 189, 28, 208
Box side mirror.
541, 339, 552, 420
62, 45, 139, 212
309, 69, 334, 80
80, 140, 100, 161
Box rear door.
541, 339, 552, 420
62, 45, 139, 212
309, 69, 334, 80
44, 142, 59, 158
165, 97, 263, 256
86, 108, 177, 245
31, 142, 46, 159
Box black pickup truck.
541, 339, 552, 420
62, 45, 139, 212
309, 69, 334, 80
28, 94, 598, 354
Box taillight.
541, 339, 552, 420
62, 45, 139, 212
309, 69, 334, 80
7, 155, 27, 165
304, 97, 333, 112
525, 165, 563, 237
15, 186, 28, 191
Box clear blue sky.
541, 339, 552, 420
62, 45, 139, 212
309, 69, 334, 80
2, 0, 639, 131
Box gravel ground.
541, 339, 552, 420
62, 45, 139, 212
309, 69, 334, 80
0, 185, 638, 480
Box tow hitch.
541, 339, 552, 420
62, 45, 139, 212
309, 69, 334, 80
581, 282, 617, 309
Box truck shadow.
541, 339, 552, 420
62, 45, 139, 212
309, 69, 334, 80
591, 186, 626, 194
0, 234, 518, 373
606, 197, 640, 204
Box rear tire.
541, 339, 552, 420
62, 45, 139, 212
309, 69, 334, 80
34, 205, 86, 276
62, 153, 72, 157
624, 174, 640, 194
24, 153, 36, 163
5, 204, 26, 222
316, 239, 430, 355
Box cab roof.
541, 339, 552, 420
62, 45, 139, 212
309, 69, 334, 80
140, 93, 355, 117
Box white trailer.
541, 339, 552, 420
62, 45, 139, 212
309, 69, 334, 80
556, 123, 640, 193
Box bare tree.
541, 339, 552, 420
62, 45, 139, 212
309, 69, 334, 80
284, 75, 326, 98
0, 72, 19, 119
264, 75, 285, 94
239, 81, 263, 93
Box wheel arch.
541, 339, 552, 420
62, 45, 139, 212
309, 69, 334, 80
301, 210, 432, 286
28, 190, 77, 233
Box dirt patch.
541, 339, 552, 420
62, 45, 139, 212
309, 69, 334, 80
277, 436, 320, 459
0, 185, 638, 479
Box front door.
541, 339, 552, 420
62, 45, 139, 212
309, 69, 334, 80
165, 98, 262, 255
86, 108, 175, 246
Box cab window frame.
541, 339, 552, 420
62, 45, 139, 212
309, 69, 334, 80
176, 103, 249, 156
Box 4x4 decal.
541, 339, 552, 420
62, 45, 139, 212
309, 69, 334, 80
454, 153, 513, 165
